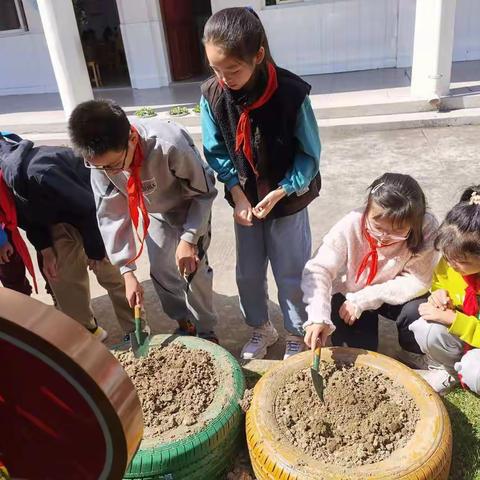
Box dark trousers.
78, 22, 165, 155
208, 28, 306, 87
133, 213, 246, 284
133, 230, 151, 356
0, 247, 32, 295
0, 234, 54, 300
330, 293, 426, 353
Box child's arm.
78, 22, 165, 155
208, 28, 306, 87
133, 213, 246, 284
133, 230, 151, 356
90, 170, 136, 274
200, 96, 240, 190
346, 214, 440, 316
449, 312, 480, 348
167, 131, 217, 246
0, 226, 7, 248
279, 96, 321, 196
0, 226, 13, 264
302, 218, 348, 331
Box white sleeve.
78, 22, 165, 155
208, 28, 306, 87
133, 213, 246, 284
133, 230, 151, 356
302, 221, 348, 332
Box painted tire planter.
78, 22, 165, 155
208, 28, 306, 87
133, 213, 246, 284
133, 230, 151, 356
0, 289, 143, 480
247, 347, 452, 480
123, 335, 245, 480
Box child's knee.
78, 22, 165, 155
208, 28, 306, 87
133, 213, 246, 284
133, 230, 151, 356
425, 323, 463, 355
408, 318, 431, 353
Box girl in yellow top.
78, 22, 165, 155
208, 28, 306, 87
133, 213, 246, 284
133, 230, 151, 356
409, 186, 480, 394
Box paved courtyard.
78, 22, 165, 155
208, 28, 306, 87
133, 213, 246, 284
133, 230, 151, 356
28, 124, 479, 359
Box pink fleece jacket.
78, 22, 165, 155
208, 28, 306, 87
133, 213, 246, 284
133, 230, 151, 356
301, 209, 439, 332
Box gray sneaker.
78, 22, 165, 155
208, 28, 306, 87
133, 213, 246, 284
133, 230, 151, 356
283, 335, 306, 360
241, 321, 279, 360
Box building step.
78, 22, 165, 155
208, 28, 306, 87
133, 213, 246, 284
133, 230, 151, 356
21, 106, 480, 146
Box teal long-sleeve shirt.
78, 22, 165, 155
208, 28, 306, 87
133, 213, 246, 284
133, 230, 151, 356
200, 95, 321, 196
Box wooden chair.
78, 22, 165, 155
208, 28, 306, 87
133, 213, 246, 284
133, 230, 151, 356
87, 61, 103, 88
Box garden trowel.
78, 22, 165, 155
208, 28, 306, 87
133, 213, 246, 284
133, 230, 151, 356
310, 346, 324, 401
130, 305, 150, 358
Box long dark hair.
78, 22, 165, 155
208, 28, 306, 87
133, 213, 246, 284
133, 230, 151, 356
203, 7, 274, 65
435, 185, 480, 261
365, 173, 427, 253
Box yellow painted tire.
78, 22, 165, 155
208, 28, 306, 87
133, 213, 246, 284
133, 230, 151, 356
246, 347, 452, 480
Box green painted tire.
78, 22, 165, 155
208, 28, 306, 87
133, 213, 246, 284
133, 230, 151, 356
122, 335, 245, 480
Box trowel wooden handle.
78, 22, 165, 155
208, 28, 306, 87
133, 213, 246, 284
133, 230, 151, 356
312, 346, 321, 371
134, 305, 141, 320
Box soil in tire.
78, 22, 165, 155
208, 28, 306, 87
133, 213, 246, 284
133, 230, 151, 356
275, 363, 419, 467
115, 343, 219, 441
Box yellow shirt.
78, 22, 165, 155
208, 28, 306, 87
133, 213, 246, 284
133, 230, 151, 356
432, 258, 480, 348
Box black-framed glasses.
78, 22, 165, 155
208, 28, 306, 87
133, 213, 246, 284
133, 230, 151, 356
84, 141, 129, 171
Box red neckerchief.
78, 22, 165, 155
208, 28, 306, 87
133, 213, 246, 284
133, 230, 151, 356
462, 274, 480, 316
458, 274, 480, 367
355, 218, 387, 286
126, 128, 150, 265
230, 62, 278, 175
0, 171, 38, 293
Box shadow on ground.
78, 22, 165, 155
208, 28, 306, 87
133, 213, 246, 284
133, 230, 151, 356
93, 278, 296, 360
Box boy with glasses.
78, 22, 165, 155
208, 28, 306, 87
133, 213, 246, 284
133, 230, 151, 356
69, 100, 219, 342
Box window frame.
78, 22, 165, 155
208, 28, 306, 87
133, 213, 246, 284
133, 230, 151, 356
0, 0, 28, 36
264, 0, 320, 8
265, 0, 303, 6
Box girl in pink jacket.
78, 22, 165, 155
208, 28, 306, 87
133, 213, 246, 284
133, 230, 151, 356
302, 173, 439, 364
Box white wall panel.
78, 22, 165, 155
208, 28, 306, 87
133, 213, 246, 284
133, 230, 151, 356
453, 0, 480, 61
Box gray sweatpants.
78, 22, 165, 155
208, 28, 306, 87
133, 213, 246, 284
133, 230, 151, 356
234, 208, 311, 337
146, 214, 217, 334
409, 318, 480, 394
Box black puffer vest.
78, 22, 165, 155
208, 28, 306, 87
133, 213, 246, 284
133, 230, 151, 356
201, 66, 321, 219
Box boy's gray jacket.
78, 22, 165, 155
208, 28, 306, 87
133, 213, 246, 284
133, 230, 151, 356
90, 118, 217, 274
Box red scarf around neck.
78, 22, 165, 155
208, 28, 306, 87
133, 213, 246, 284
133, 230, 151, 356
458, 274, 479, 383
233, 62, 278, 175
0, 171, 38, 293
126, 128, 150, 265
462, 274, 480, 316
355, 219, 386, 286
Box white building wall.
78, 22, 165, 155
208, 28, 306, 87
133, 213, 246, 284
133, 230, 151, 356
1, 0, 480, 96
453, 0, 480, 61
115, 0, 171, 88
0, 0, 57, 95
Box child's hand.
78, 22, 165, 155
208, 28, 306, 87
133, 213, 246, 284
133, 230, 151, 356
428, 289, 453, 310
176, 239, 199, 277
87, 258, 102, 273
339, 301, 358, 325
252, 187, 286, 220
304, 323, 330, 349
231, 185, 253, 226
0, 242, 13, 264
124, 271, 144, 308
41, 247, 58, 280
419, 302, 456, 326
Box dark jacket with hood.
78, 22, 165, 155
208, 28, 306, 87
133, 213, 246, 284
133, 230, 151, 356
0, 138, 105, 260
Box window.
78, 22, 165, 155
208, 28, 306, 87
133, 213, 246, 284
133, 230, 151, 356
0, 0, 28, 33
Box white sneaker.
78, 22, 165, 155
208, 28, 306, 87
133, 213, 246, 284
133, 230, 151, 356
241, 322, 279, 360
92, 325, 108, 343
418, 368, 458, 395
283, 335, 306, 360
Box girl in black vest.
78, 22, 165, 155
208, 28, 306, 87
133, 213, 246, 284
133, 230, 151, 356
201, 7, 321, 360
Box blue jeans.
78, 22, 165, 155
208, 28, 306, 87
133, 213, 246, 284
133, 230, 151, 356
234, 208, 311, 336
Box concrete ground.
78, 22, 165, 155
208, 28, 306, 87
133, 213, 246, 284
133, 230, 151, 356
26, 123, 479, 360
